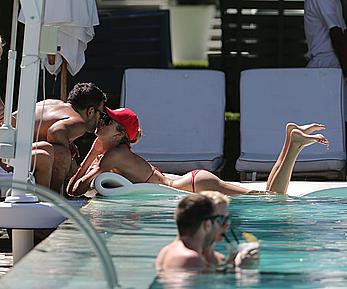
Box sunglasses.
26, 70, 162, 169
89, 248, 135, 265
215, 214, 230, 226
206, 214, 230, 226
96, 109, 112, 126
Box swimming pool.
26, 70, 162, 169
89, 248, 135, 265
2, 189, 347, 288
153, 192, 347, 289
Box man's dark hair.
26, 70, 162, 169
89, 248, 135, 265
67, 83, 107, 110
175, 194, 215, 237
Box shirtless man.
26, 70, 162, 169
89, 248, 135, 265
156, 194, 218, 271
67, 107, 329, 197
0, 82, 107, 192
156, 192, 257, 271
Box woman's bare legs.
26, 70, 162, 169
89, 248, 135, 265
167, 123, 328, 196
266, 123, 326, 186
266, 129, 329, 194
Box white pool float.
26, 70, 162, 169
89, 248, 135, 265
92, 172, 186, 197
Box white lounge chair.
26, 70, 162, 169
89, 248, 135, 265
120, 68, 226, 174
236, 68, 346, 181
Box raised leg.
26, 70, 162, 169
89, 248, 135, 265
266, 129, 329, 194
267, 123, 325, 185
171, 124, 328, 196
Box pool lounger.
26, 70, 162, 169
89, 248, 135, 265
92, 172, 347, 198
236, 68, 346, 181
120, 68, 226, 174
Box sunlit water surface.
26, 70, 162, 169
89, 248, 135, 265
3, 190, 347, 289
90, 191, 347, 289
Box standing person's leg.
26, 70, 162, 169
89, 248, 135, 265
267, 123, 325, 185
266, 129, 329, 194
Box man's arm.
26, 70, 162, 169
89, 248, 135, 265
330, 27, 347, 76
46, 118, 86, 147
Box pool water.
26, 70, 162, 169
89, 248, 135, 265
3, 190, 347, 289
150, 194, 347, 289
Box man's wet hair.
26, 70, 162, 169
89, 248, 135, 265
67, 83, 107, 110
175, 194, 215, 237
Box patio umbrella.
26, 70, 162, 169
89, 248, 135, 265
20, 0, 99, 100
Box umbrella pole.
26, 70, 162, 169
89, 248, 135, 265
60, 57, 68, 101
8, 0, 44, 264
0, 0, 18, 160
3, 0, 19, 126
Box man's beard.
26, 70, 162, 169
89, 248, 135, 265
87, 118, 97, 133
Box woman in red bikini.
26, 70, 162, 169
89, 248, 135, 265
67, 107, 329, 197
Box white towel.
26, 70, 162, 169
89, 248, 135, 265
20, 0, 99, 76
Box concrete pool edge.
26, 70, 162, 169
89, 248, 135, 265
0, 195, 173, 289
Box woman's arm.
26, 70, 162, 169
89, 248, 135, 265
66, 137, 104, 196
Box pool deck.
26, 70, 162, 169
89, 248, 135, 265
0, 198, 89, 283
0, 193, 176, 289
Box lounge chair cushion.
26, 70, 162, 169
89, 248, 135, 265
236, 68, 346, 176
121, 68, 226, 174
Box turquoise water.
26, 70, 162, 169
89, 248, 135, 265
3, 189, 347, 288
152, 193, 347, 289
88, 191, 347, 288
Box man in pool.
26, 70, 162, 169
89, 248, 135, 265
155, 194, 218, 271
155, 193, 257, 271
0, 82, 107, 193
66, 107, 329, 197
